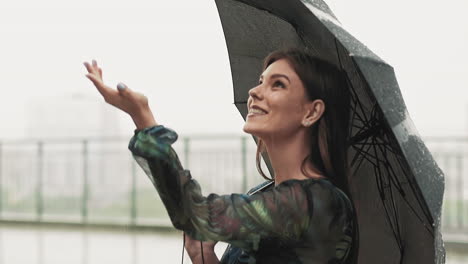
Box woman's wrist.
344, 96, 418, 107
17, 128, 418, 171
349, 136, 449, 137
188, 251, 219, 264
132, 106, 158, 130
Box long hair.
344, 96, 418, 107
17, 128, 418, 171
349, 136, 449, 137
255, 48, 359, 263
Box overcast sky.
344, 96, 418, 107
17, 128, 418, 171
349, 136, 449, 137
0, 0, 467, 139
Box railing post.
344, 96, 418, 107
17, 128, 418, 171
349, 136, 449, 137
241, 137, 247, 193
456, 152, 463, 229
442, 153, 451, 229
37, 141, 44, 221
184, 137, 190, 168
82, 140, 89, 223
0, 142, 2, 217
130, 157, 137, 226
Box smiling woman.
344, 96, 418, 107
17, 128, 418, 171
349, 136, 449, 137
84, 48, 358, 264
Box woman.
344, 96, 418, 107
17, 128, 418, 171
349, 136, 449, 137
84, 49, 358, 264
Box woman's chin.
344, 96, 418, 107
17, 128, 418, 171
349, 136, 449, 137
242, 123, 253, 134
243, 123, 263, 138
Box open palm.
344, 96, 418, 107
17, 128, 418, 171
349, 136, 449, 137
84, 60, 157, 129
84, 60, 149, 115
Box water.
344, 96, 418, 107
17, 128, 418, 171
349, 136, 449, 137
0, 224, 465, 263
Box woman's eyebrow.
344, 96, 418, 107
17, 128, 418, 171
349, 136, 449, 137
259, 73, 291, 83
270, 74, 290, 83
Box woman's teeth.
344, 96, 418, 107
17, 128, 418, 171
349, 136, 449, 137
249, 108, 267, 115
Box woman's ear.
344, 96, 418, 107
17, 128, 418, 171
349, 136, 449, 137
302, 99, 325, 127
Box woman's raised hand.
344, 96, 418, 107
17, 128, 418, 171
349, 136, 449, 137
84, 60, 158, 129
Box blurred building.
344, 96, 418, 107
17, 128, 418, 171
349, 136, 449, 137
25, 92, 121, 139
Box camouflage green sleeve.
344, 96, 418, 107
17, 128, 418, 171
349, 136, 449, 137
128, 125, 324, 251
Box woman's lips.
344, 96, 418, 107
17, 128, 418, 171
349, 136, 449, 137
247, 107, 267, 117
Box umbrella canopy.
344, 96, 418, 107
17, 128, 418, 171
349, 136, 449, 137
214, 0, 446, 263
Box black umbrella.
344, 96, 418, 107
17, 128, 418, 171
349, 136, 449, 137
214, 0, 446, 263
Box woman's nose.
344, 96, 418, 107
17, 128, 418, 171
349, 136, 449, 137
248, 85, 263, 100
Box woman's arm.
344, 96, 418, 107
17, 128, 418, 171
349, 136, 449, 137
128, 125, 316, 251
84, 60, 219, 261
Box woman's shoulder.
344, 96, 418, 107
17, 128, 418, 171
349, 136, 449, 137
258, 178, 353, 211
296, 178, 353, 208
246, 180, 275, 195
247, 177, 346, 198
276, 177, 337, 192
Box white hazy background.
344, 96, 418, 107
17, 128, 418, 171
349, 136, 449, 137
0, 0, 467, 139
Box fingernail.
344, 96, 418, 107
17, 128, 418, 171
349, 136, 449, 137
117, 82, 127, 90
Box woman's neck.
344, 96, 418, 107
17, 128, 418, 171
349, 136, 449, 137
261, 130, 324, 186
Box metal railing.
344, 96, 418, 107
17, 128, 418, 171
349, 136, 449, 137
0, 135, 265, 227
425, 137, 468, 233
0, 135, 465, 234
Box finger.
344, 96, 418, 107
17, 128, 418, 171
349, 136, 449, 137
116, 83, 145, 105
98, 67, 103, 79
116, 82, 133, 97
86, 74, 113, 97
85, 74, 103, 90
84, 61, 100, 78
92, 60, 99, 75
83, 62, 94, 74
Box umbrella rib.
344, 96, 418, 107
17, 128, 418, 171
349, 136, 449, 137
375, 137, 406, 252
349, 85, 370, 126
350, 61, 373, 126
372, 136, 404, 253
350, 138, 377, 168
350, 123, 372, 135
371, 129, 400, 156
374, 162, 403, 253
350, 136, 393, 168
349, 95, 369, 129
350, 145, 376, 176
349, 113, 377, 146
351, 120, 372, 131
391, 169, 436, 236
354, 141, 396, 147
376, 135, 406, 194
354, 142, 390, 165
391, 152, 436, 236
394, 151, 434, 217
335, 38, 344, 69
349, 100, 385, 147
384, 178, 405, 254
379, 136, 435, 236
350, 146, 371, 170
377, 135, 435, 236
350, 116, 369, 128
384, 156, 405, 249
334, 38, 373, 131
378, 140, 399, 156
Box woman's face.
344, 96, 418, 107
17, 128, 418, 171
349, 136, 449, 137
243, 59, 320, 139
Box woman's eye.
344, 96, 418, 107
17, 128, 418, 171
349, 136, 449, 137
258, 80, 263, 85
274, 81, 285, 88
